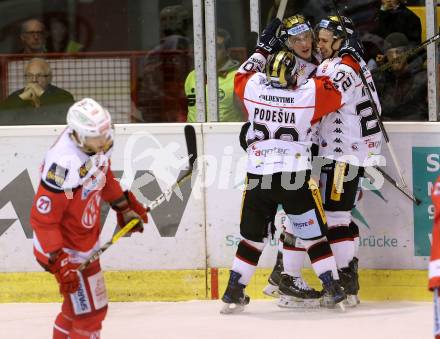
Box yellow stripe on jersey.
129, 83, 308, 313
330, 162, 346, 201
240, 176, 249, 222
308, 178, 326, 224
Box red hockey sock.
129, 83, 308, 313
53, 312, 71, 339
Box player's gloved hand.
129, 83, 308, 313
338, 36, 364, 63
239, 122, 251, 152
111, 191, 147, 233
256, 18, 286, 56
48, 250, 80, 294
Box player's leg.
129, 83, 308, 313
281, 172, 345, 309
263, 245, 284, 297
53, 312, 72, 338
278, 226, 320, 308
321, 161, 362, 306
221, 173, 278, 314
58, 260, 108, 338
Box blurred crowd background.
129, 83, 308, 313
0, 0, 436, 124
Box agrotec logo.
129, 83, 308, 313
0, 169, 194, 239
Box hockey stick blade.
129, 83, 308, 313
184, 125, 197, 169
78, 218, 140, 272
374, 166, 422, 205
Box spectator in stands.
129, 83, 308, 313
374, 32, 428, 121
46, 17, 83, 53
136, 5, 193, 122
185, 28, 243, 122
19, 18, 47, 54
372, 0, 421, 47
0, 58, 74, 125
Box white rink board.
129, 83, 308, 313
0, 124, 205, 272
203, 122, 438, 270
0, 122, 439, 272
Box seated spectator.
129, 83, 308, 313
47, 17, 83, 53
374, 32, 428, 121
0, 58, 74, 125
372, 0, 421, 47
136, 5, 193, 122
19, 18, 47, 53
185, 28, 243, 122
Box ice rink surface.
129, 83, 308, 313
0, 300, 433, 339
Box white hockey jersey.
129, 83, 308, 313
295, 53, 321, 146
235, 52, 358, 175
316, 57, 382, 166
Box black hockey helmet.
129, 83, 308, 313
317, 15, 355, 39
266, 50, 298, 88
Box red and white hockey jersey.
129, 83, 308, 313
316, 57, 382, 166
430, 176, 440, 290
235, 52, 358, 175
295, 53, 321, 146
31, 128, 124, 266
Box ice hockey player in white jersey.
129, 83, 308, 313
261, 14, 323, 308
315, 15, 383, 307
220, 18, 365, 314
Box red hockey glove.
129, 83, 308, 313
48, 250, 80, 294
111, 191, 148, 233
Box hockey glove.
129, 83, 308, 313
338, 36, 364, 63
256, 18, 286, 56
111, 191, 148, 233
48, 250, 80, 294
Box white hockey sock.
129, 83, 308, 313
302, 238, 339, 280
329, 240, 355, 269
231, 256, 257, 286
232, 240, 264, 285
311, 256, 339, 280
282, 246, 306, 277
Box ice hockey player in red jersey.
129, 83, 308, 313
430, 177, 440, 338
220, 18, 364, 314
30, 98, 148, 339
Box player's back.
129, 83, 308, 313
242, 72, 319, 175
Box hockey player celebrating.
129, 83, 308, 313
315, 16, 383, 307
220, 18, 364, 314
30, 98, 148, 339
262, 14, 323, 307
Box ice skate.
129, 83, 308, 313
278, 274, 321, 308
220, 270, 250, 314
263, 252, 283, 298
319, 271, 346, 311
339, 264, 359, 307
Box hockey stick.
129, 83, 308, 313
435, 288, 440, 337
78, 218, 140, 272
78, 125, 198, 272
276, 0, 288, 20
374, 166, 421, 205
147, 125, 198, 211
373, 32, 440, 74
330, 0, 410, 192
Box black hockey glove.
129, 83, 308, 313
338, 36, 364, 63
239, 122, 251, 152
256, 18, 286, 56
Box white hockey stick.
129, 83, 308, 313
276, 0, 288, 20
